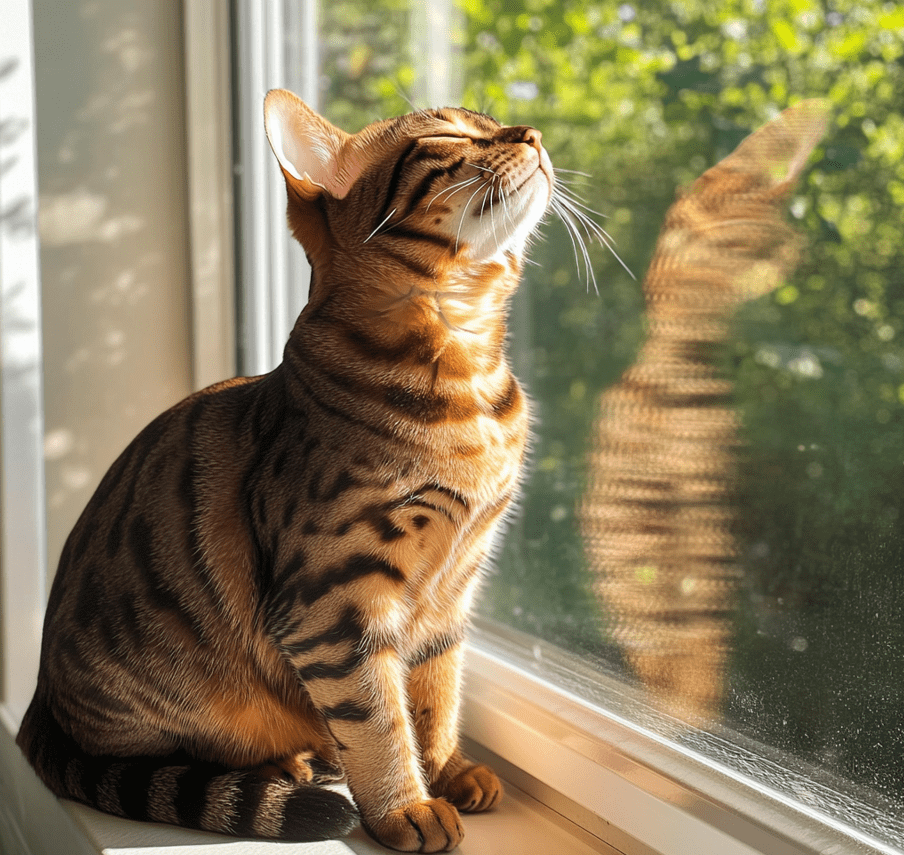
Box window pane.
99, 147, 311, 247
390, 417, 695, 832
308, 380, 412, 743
309, 0, 904, 841
454, 0, 904, 832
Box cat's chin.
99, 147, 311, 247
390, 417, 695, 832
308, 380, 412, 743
454, 173, 552, 262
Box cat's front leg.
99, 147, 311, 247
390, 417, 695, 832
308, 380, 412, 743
290, 618, 463, 852
408, 637, 503, 813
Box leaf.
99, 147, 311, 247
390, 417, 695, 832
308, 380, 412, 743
771, 19, 800, 52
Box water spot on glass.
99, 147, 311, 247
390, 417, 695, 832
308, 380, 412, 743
751, 541, 770, 558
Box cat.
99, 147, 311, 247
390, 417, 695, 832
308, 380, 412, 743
579, 102, 828, 724
17, 88, 554, 852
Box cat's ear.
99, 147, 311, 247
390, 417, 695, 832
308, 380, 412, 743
264, 89, 363, 200
726, 99, 830, 189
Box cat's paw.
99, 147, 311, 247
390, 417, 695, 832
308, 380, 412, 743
365, 798, 463, 852
435, 763, 503, 813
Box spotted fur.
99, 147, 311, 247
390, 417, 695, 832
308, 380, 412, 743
18, 90, 554, 852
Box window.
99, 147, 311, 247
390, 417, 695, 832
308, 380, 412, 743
252, 2, 903, 852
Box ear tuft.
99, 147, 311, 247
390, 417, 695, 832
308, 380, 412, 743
264, 89, 356, 199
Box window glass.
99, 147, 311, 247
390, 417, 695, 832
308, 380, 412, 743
314, 0, 904, 837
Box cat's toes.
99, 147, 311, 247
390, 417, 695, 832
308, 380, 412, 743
439, 763, 503, 813
366, 798, 463, 852
261, 750, 344, 785
256, 750, 317, 783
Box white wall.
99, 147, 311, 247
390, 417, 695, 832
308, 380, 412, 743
32, 0, 194, 570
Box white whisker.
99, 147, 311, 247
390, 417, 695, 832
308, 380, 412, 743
465, 162, 499, 176
456, 179, 491, 253
364, 208, 397, 244
479, 183, 492, 222
426, 176, 481, 212
568, 207, 634, 280
489, 185, 499, 250
556, 185, 608, 218
552, 188, 635, 281
503, 173, 528, 231
551, 197, 596, 293
477, 179, 499, 250
494, 177, 512, 234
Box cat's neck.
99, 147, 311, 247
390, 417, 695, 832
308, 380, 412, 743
287, 250, 523, 383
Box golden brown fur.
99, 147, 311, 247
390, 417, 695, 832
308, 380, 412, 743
18, 90, 554, 851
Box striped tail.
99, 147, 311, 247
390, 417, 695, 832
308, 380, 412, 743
16, 698, 358, 842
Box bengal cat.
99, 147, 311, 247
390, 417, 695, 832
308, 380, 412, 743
17, 89, 554, 852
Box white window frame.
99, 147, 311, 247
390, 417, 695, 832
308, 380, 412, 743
232, 0, 318, 375
1, 2, 901, 854
1, 0, 47, 730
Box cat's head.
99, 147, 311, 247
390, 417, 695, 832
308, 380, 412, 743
264, 90, 553, 276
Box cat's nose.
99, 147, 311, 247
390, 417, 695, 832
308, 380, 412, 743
520, 127, 543, 152
500, 125, 543, 152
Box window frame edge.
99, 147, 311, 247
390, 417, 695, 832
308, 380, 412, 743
461, 630, 899, 855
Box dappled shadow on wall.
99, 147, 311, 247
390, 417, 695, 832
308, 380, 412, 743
579, 103, 828, 727
32, 0, 191, 564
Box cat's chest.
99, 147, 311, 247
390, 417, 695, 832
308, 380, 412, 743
260, 425, 521, 579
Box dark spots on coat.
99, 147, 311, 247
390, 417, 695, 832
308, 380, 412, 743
408, 627, 465, 668
281, 605, 364, 656
322, 470, 357, 502
296, 647, 366, 682
490, 376, 521, 419
282, 497, 298, 530
272, 448, 290, 478
321, 700, 371, 722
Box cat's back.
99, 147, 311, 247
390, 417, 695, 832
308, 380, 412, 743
47, 372, 264, 603
35, 374, 283, 736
